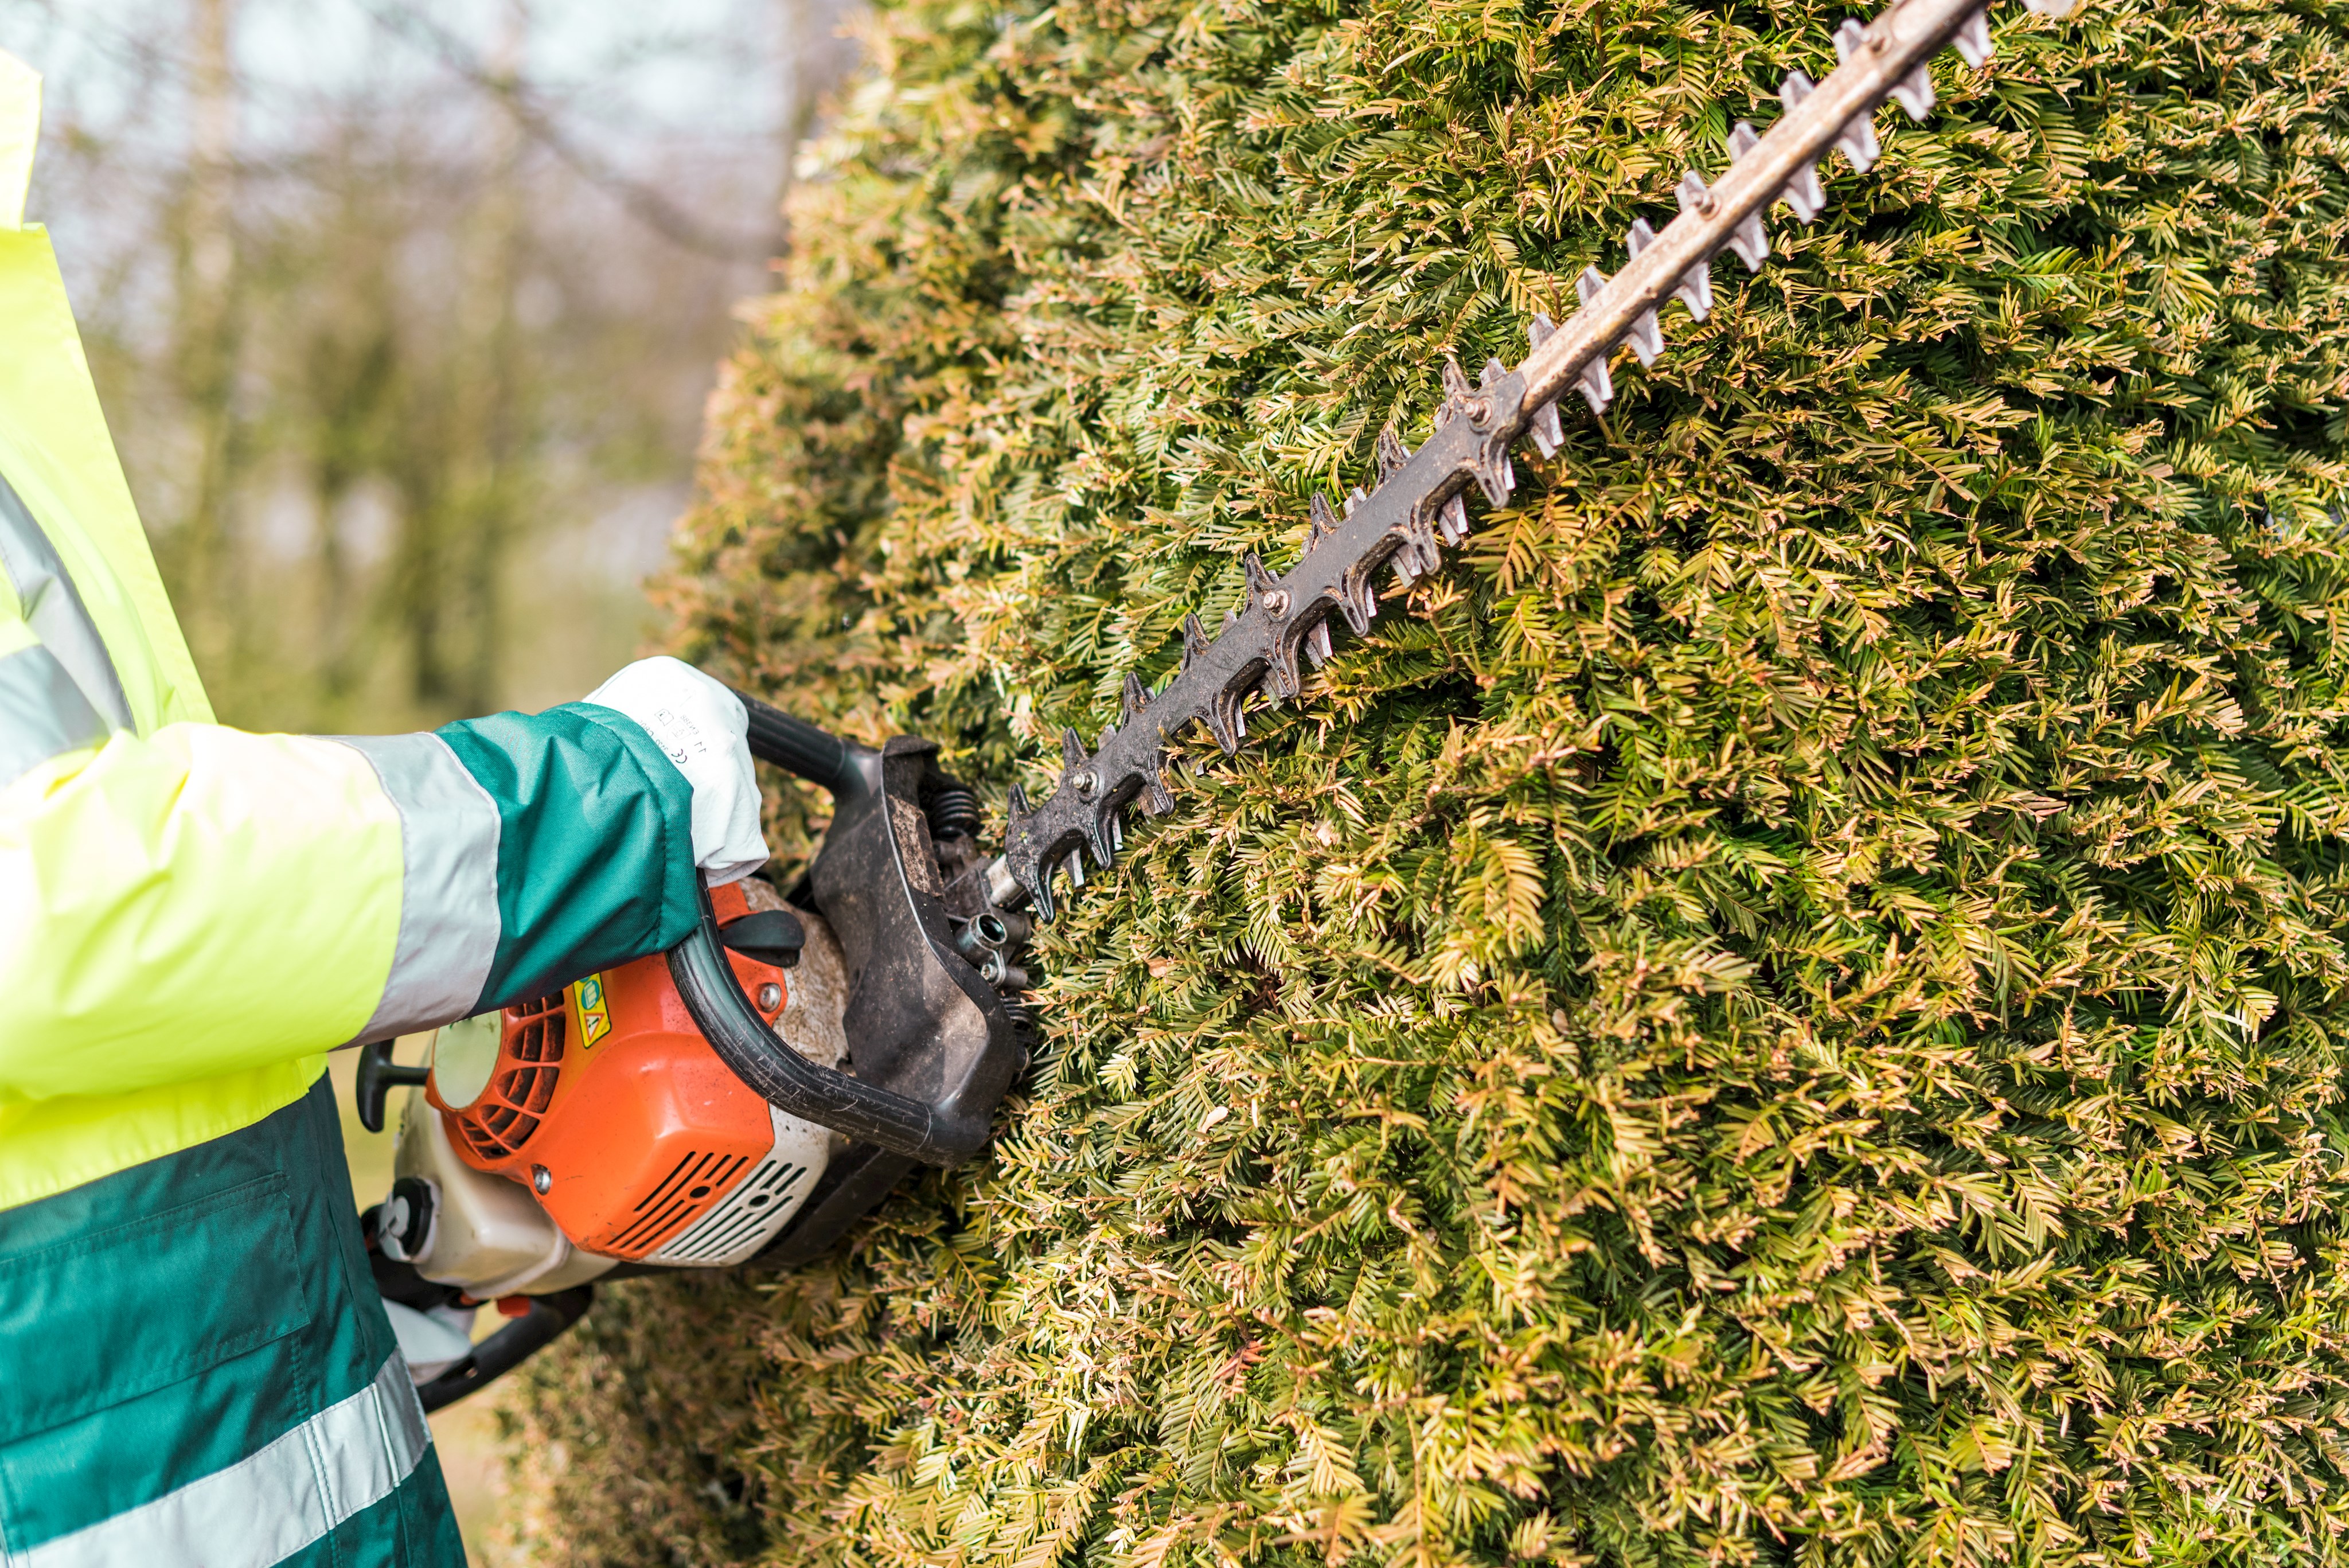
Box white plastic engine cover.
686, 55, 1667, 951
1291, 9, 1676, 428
390, 1087, 615, 1297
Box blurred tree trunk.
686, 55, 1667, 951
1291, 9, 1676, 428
298, 166, 397, 709
392, 0, 530, 714
169, 0, 242, 678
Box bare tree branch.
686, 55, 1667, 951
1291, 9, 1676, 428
354, 0, 783, 263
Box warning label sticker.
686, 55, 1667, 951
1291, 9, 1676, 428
575, 974, 612, 1050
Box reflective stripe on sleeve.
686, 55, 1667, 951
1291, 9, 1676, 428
0, 642, 106, 789
330, 732, 503, 1041
0, 472, 131, 734
15, 1354, 431, 1568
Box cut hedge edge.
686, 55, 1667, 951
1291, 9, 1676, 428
497, 2, 2349, 1565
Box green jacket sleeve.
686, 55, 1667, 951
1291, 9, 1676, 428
0, 694, 700, 1108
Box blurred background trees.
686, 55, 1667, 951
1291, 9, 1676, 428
3, 0, 855, 732
1, 3, 860, 1551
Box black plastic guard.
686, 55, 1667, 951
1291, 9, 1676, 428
669, 700, 1024, 1262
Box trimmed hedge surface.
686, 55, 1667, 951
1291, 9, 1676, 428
501, 2, 2349, 1564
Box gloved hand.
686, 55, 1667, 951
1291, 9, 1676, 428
582, 657, 768, 886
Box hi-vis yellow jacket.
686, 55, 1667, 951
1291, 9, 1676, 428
0, 54, 700, 1212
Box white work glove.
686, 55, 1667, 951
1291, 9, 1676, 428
582, 656, 768, 887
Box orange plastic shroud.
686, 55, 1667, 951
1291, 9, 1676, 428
431, 881, 793, 1258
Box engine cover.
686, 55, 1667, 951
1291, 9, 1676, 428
421, 880, 848, 1268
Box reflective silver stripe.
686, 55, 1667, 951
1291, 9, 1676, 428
330, 732, 503, 1040
0, 643, 107, 789
0, 473, 132, 733
16, 1354, 430, 1568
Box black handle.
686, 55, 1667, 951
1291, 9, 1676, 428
413, 1286, 595, 1414
681, 697, 1020, 1175
668, 875, 988, 1163
733, 688, 851, 791
354, 1040, 430, 1134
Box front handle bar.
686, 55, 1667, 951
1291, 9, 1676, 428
662, 693, 1020, 1168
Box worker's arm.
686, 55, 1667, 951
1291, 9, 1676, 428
0, 654, 765, 1105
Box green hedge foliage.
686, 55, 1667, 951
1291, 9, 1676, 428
502, 2, 2349, 1563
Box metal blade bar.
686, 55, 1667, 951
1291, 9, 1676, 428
984, 0, 2070, 923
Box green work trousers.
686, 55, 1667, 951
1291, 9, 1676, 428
0, 1074, 467, 1566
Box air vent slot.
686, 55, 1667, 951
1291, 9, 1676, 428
451, 994, 568, 1161
606, 1150, 750, 1256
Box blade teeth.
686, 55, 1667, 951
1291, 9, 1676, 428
1573, 266, 1616, 411
1376, 426, 1410, 483
1205, 689, 1243, 754
1952, 9, 1992, 67
1478, 357, 1505, 392
1061, 727, 1089, 773
1143, 769, 1176, 815
1337, 568, 1377, 636
1389, 509, 1434, 586
1823, 20, 1898, 157
1723, 124, 1770, 269
1676, 169, 1712, 217
1730, 213, 1768, 271
1262, 606, 1304, 701
1442, 357, 1474, 403
1412, 512, 1443, 572
1181, 612, 1208, 672
1677, 264, 1712, 321
1222, 607, 1238, 634
1783, 162, 1826, 224
1007, 783, 1031, 819
1626, 309, 1661, 368
1065, 849, 1085, 890
1439, 494, 1469, 546
1526, 313, 1563, 457
1529, 397, 1564, 458
1121, 671, 1149, 726
1577, 356, 1613, 414
1305, 617, 1334, 668
1468, 447, 1515, 508
1642, 212, 1711, 321
1090, 800, 1123, 869
1836, 115, 1879, 174
1308, 492, 1339, 549
1344, 486, 1367, 518
1244, 551, 1281, 605
1775, 74, 1827, 223
1890, 61, 1934, 121
1621, 225, 1684, 348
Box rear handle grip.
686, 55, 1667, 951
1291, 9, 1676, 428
413, 1285, 595, 1414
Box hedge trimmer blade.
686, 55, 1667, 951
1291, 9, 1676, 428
982, 0, 2072, 924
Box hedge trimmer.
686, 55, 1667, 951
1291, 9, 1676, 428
357, 0, 2074, 1407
